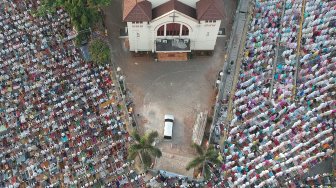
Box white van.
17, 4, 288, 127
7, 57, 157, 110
163, 115, 174, 139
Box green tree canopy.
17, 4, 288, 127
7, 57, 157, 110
38, 0, 111, 44
128, 131, 162, 170
88, 39, 110, 64
186, 144, 221, 180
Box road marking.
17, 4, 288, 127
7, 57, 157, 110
293, 0, 306, 98
269, 1, 286, 100
227, 9, 252, 122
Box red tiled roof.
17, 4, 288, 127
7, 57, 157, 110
152, 0, 196, 20
123, 0, 152, 22
196, 0, 225, 20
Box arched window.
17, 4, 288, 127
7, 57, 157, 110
156, 23, 190, 36
166, 23, 180, 36
157, 25, 164, 36
181, 25, 189, 36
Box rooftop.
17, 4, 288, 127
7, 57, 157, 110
196, 0, 225, 20
122, 0, 152, 22
123, 0, 225, 22
152, 0, 196, 20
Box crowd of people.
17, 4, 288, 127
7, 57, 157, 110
281, 172, 334, 187
0, 0, 147, 187
144, 171, 205, 188
273, 0, 302, 102
212, 0, 336, 187
143, 2, 335, 187
1, 0, 335, 187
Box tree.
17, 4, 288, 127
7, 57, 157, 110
38, 0, 111, 44
128, 131, 162, 170
186, 144, 221, 180
88, 39, 110, 64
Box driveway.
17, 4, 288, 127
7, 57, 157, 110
102, 0, 237, 177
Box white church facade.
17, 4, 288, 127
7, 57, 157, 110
122, 0, 225, 60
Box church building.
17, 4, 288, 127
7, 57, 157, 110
122, 0, 225, 60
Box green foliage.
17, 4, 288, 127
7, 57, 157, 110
128, 131, 162, 170
185, 156, 204, 171
193, 143, 204, 156
185, 144, 221, 180
38, 0, 111, 44
131, 131, 141, 142
88, 39, 110, 64
140, 151, 152, 168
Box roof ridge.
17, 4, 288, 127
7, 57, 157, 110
137, 0, 150, 20
199, 0, 211, 19
123, 0, 136, 20
171, 0, 177, 10
123, 0, 152, 22
152, 0, 196, 20
196, 0, 224, 20
209, 0, 220, 18
212, 0, 224, 17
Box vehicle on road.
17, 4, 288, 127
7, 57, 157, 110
163, 115, 174, 139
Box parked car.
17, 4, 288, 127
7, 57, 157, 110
163, 115, 174, 139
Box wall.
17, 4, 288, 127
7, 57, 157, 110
127, 22, 152, 52
127, 10, 221, 52
192, 20, 221, 50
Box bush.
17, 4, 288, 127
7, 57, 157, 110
38, 0, 111, 44
88, 39, 110, 64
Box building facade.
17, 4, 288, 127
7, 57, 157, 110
122, 0, 225, 58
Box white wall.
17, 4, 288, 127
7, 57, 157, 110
193, 20, 221, 50
127, 10, 221, 52
127, 22, 152, 52
148, 0, 197, 8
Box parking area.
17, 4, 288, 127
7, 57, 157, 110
115, 41, 226, 176
103, 0, 237, 176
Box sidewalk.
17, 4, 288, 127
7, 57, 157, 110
210, 0, 252, 146
153, 151, 194, 178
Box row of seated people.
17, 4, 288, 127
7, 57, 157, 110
0, 0, 145, 187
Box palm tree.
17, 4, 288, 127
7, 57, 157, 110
128, 131, 162, 170
186, 144, 221, 180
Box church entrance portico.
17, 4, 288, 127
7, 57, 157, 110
155, 38, 190, 52
155, 38, 190, 61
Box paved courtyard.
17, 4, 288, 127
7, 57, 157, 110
114, 41, 226, 177
103, 0, 237, 176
